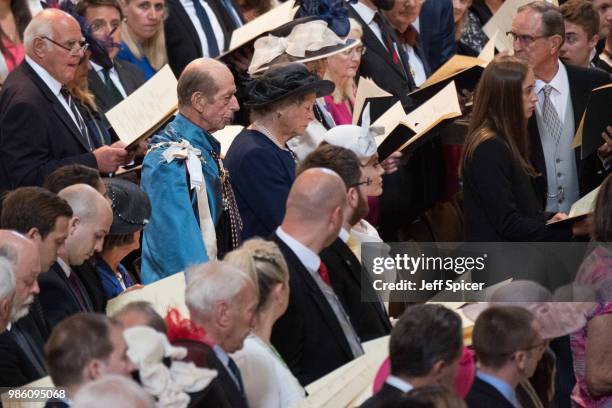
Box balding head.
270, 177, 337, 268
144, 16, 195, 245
59, 185, 113, 265
24, 9, 85, 84
0, 230, 41, 321
282, 168, 346, 249
177, 58, 239, 132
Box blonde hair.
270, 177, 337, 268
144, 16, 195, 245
325, 18, 363, 104
120, 2, 167, 71
224, 238, 289, 311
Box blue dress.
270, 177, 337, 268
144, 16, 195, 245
140, 114, 223, 283
95, 255, 135, 299
224, 129, 297, 240
116, 42, 156, 80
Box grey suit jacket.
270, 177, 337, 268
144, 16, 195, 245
87, 59, 146, 113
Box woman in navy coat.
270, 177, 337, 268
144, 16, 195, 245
225, 64, 334, 240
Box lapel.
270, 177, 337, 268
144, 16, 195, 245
52, 263, 93, 313
207, 346, 248, 408
330, 238, 391, 329
349, 6, 408, 80
273, 234, 354, 360
114, 59, 139, 95
171, 0, 203, 53
414, 34, 432, 77
22, 62, 91, 152
87, 69, 115, 112
12, 319, 47, 376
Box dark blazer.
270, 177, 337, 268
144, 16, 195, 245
172, 338, 245, 408
462, 137, 573, 242
360, 382, 404, 408
0, 311, 48, 387
87, 59, 146, 113
73, 259, 108, 314
320, 238, 391, 342
38, 262, 94, 329
418, 0, 456, 71
528, 64, 612, 205
270, 233, 356, 386
0, 61, 97, 191
43, 400, 69, 408
224, 129, 296, 240
349, 4, 416, 114
466, 377, 516, 408
165, 0, 243, 77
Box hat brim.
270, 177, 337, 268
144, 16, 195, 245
244, 78, 335, 107
252, 39, 361, 75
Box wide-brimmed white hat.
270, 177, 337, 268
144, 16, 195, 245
249, 19, 360, 75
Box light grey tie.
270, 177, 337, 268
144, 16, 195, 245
541, 84, 563, 144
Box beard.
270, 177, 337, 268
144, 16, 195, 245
349, 192, 370, 226
10, 294, 33, 322
373, 0, 395, 11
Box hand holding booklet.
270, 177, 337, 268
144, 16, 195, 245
547, 185, 601, 226
374, 81, 463, 160
105, 65, 178, 150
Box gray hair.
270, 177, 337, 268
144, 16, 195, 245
72, 375, 154, 408
185, 261, 254, 319
0, 256, 16, 304
518, 1, 565, 38
177, 58, 226, 107
23, 9, 70, 51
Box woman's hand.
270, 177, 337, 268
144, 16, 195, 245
549, 212, 568, 223
124, 284, 144, 293
381, 151, 408, 174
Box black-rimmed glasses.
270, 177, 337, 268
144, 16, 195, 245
41, 36, 89, 55
349, 177, 373, 188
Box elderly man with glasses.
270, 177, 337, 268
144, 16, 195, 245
0, 8, 132, 191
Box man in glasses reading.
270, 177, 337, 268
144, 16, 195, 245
0, 8, 132, 191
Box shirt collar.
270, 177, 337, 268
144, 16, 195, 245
6, 322, 11, 331
535, 60, 567, 96
25, 55, 63, 97
338, 228, 350, 243
477, 371, 519, 407
385, 375, 413, 393
56, 257, 72, 278
276, 226, 321, 273
413, 17, 420, 33
352, 1, 376, 25
90, 60, 107, 74
213, 344, 229, 366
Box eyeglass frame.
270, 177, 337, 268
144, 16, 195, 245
342, 45, 367, 57
349, 177, 373, 188
40, 36, 89, 55
505, 30, 552, 46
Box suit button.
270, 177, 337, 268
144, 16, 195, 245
557, 172, 562, 177
556, 158, 561, 163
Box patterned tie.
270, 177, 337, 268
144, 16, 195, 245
373, 12, 401, 66
60, 87, 93, 150
191, 0, 220, 57
67, 271, 89, 312
541, 84, 563, 144
102, 68, 124, 104
318, 260, 332, 287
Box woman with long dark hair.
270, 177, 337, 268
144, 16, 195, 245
460, 56, 584, 242
0, 0, 31, 82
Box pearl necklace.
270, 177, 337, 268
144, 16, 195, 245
252, 122, 299, 164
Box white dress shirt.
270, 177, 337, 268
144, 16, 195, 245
400, 17, 427, 86
26, 56, 81, 131
535, 61, 569, 120
338, 228, 350, 243
351, 2, 385, 47
179, 0, 225, 57
89, 61, 128, 98
385, 375, 413, 393
275, 226, 320, 273
56, 258, 72, 278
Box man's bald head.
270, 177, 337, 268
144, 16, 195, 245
0, 230, 41, 321
177, 58, 232, 107
58, 185, 113, 266
24, 9, 79, 51
286, 168, 347, 222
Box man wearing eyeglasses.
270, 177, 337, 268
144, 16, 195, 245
0, 8, 132, 191
510, 2, 611, 215
76, 0, 146, 113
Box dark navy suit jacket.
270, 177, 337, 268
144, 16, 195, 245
418, 0, 456, 71
224, 129, 296, 240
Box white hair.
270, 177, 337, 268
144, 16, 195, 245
185, 261, 254, 319
23, 9, 65, 51
0, 256, 15, 304
72, 375, 154, 408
